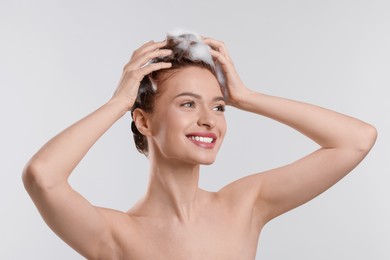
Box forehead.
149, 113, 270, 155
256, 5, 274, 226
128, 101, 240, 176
157, 66, 223, 99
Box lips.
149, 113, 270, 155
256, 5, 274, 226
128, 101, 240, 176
186, 132, 217, 149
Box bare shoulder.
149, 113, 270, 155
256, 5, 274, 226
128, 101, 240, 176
96, 206, 139, 234
218, 172, 266, 206
96, 206, 132, 221
94, 191, 262, 259
94, 207, 139, 254
218, 173, 264, 201
217, 172, 269, 225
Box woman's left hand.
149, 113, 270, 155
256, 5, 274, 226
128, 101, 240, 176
202, 37, 251, 107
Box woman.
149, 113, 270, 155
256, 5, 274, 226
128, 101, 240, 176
23, 30, 377, 259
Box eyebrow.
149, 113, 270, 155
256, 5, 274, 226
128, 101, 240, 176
174, 92, 226, 102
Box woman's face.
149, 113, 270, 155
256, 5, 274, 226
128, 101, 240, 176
147, 66, 227, 165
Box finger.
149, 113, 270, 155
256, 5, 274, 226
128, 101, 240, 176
133, 40, 168, 58
209, 48, 231, 67
126, 48, 172, 71
207, 39, 232, 62
139, 62, 172, 76
136, 48, 172, 68
131, 40, 156, 58
139, 40, 157, 49
203, 38, 233, 63
203, 37, 224, 50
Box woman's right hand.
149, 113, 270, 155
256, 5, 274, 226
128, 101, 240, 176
111, 40, 172, 110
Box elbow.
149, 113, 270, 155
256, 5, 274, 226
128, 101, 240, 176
22, 160, 43, 192
22, 159, 59, 192
356, 123, 377, 154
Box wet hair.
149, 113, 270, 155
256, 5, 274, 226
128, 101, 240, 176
131, 29, 227, 156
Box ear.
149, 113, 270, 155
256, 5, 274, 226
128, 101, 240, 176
132, 108, 152, 137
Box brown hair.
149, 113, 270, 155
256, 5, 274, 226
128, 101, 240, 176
130, 36, 223, 156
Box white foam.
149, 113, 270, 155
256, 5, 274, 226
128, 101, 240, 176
150, 28, 228, 97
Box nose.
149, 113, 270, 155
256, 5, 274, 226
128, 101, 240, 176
197, 107, 216, 129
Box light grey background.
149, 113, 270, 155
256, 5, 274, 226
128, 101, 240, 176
1, 0, 389, 259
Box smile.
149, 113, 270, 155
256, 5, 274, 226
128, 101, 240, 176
188, 136, 214, 143
186, 133, 217, 149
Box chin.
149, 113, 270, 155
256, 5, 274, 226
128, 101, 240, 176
199, 159, 216, 166
154, 140, 221, 166
202, 162, 215, 166
191, 153, 218, 165
170, 152, 217, 166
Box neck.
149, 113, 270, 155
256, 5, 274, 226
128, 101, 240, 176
140, 156, 202, 223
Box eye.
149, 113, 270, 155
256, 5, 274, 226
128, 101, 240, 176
181, 101, 195, 108
213, 104, 226, 112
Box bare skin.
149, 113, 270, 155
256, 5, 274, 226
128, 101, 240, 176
22, 38, 377, 259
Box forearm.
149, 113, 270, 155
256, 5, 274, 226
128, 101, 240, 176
23, 97, 129, 187
235, 90, 376, 150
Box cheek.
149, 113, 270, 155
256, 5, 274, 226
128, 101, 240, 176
218, 116, 227, 138
153, 109, 191, 140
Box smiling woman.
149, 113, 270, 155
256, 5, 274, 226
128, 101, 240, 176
136, 66, 227, 165
22, 29, 377, 259
129, 29, 227, 157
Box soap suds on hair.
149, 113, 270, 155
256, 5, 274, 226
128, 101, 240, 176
150, 28, 227, 97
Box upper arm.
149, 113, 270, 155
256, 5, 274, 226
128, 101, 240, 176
23, 166, 118, 259
258, 147, 368, 221
220, 146, 372, 224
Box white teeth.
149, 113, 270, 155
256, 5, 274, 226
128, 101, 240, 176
189, 136, 214, 143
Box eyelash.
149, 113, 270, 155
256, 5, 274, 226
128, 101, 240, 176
181, 101, 225, 112
182, 101, 195, 108
213, 105, 226, 112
